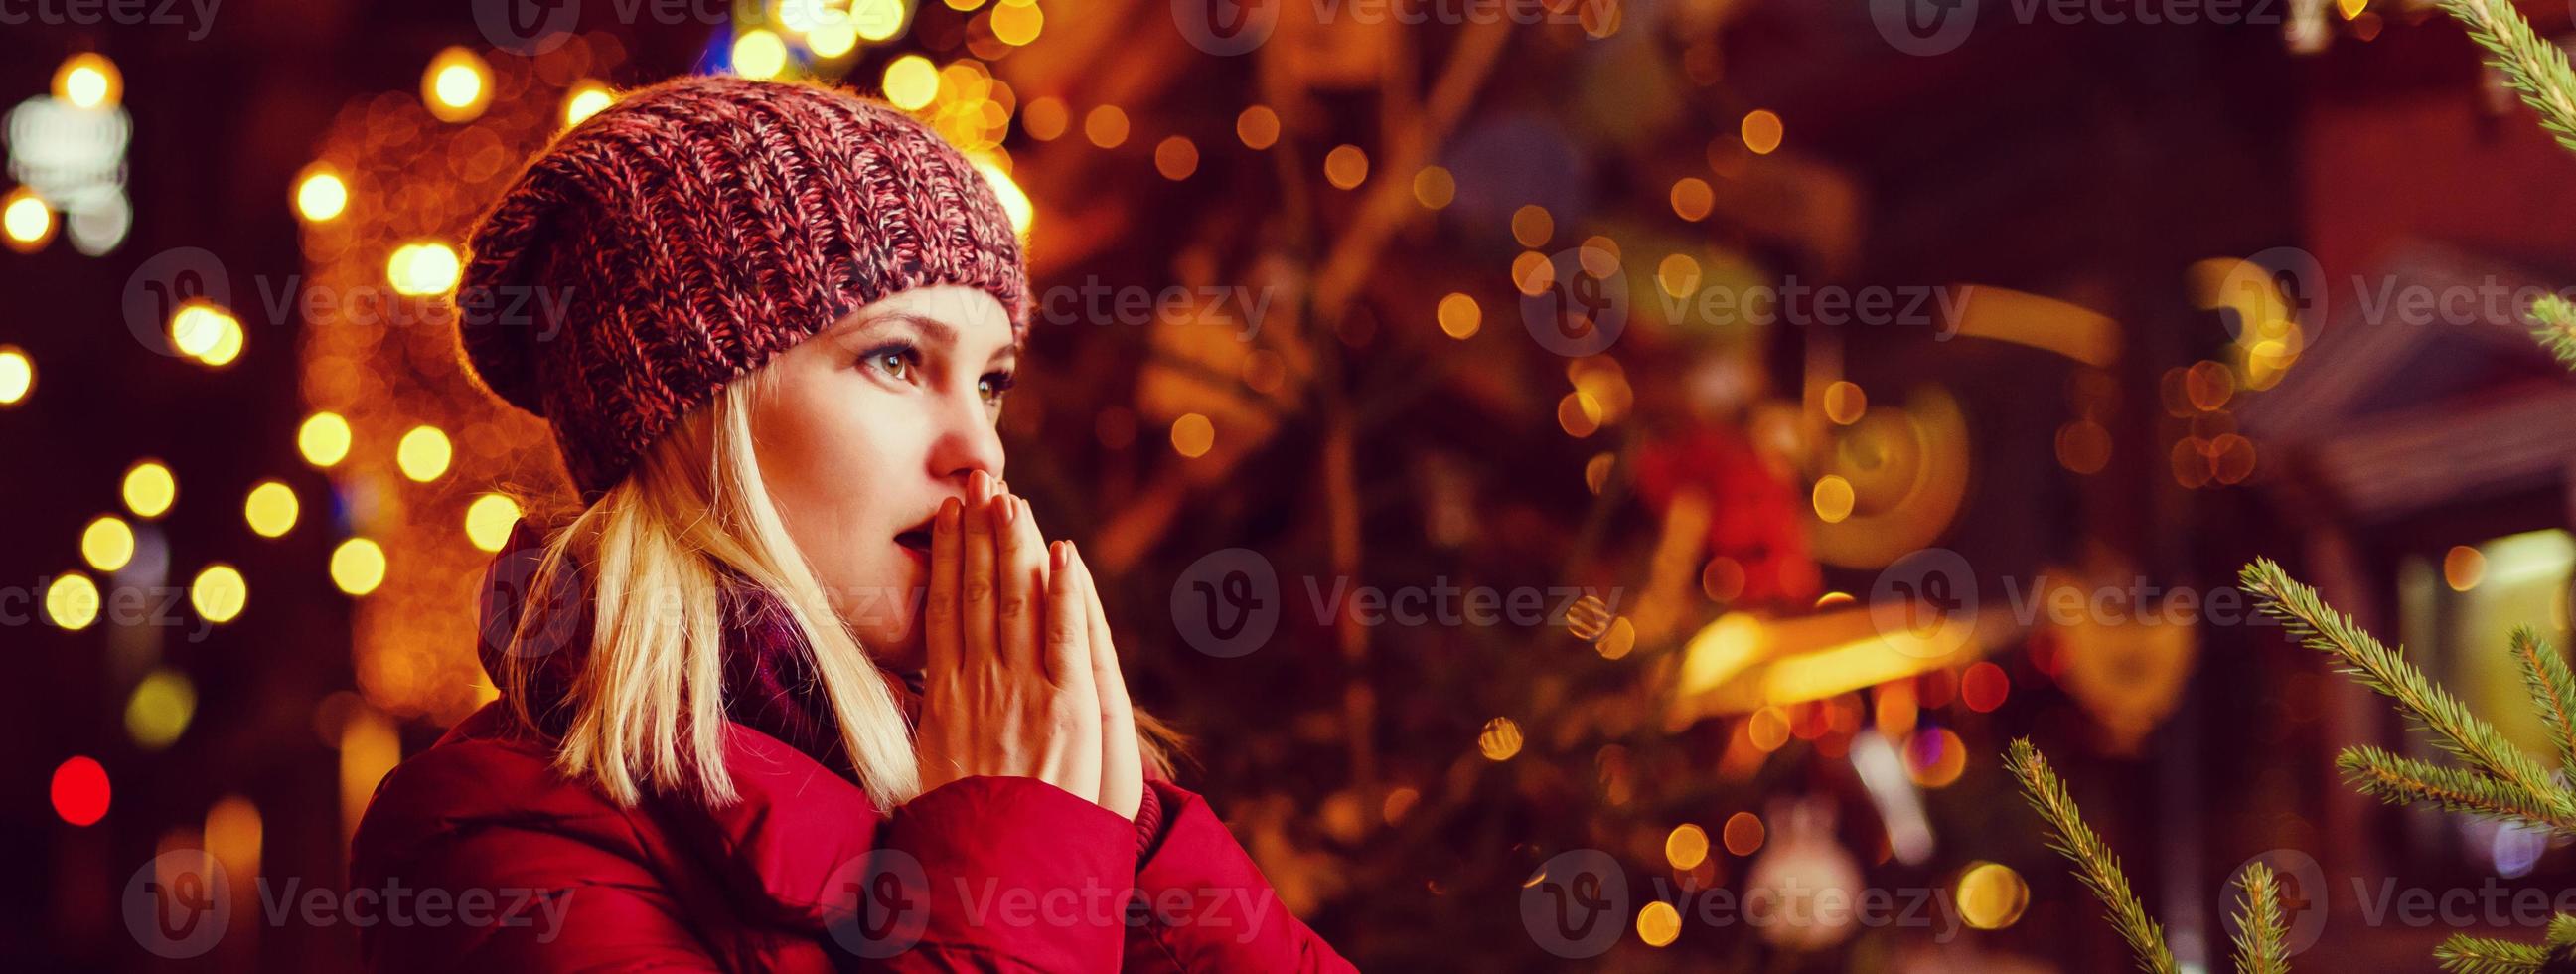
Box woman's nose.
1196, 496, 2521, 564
929, 392, 1005, 485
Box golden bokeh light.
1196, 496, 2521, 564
81, 516, 134, 572
1656, 252, 1701, 298
1511, 250, 1554, 296
1413, 166, 1455, 209
47, 572, 101, 630
1236, 105, 1280, 149
191, 564, 247, 624
1596, 615, 1635, 659
883, 55, 938, 110
1511, 204, 1554, 248
1670, 177, 1714, 221
1822, 381, 1867, 424
387, 242, 462, 296
972, 158, 1033, 235
244, 481, 299, 539
1084, 104, 1130, 148
1436, 292, 1481, 339
1811, 475, 1856, 523
1722, 811, 1765, 856
331, 538, 388, 596
1958, 862, 2031, 930
1153, 135, 1199, 180
396, 425, 453, 482
298, 412, 352, 467
170, 301, 243, 367
1665, 824, 1710, 870
1477, 717, 1523, 760
1322, 144, 1369, 189
1907, 727, 1968, 787
990, 1, 1043, 45
56, 53, 122, 110
0, 345, 30, 406
1022, 96, 1067, 140
465, 494, 523, 553
1557, 392, 1602, 437
422, 47, 494, 123
562, 81, 616, 128
127, 668, 195, 750
1170, 412, 1215, 458
295, 166, 349, 223
1741, 109, 1784, 155
1747, 706, 1791, 750
4, 187, 56, 251
1635, 901, 1681, 947
732, 29, 791, 81
853, 0, 907, 41
123, 460, 176, 519
2445, 545, 2487, 592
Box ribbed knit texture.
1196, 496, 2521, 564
456, 75, 1028, 497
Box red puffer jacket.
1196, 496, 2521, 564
349, 530, 1354, 972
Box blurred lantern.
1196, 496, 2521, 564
2047, 565, 2200, 754
1743, 798, 1862, 949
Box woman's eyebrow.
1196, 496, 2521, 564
840, 310, 1018, 363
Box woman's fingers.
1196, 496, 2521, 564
960, 472, 999, 671
994, 495, 1047, 677
1073, 547, 1142, 819
1044, 541, 1102, 803
924, 496, 963, 679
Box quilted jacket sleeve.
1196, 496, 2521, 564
1120, 780, 1356, 973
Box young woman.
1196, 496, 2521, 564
349, 75, 1353, 972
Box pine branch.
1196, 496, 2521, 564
2338, 745, 2576, 830
2239, 560, 2575, 821
2511, 627, 2576, 774
2434, 0, 2576, 155
2530, 294, 2576, 371
2228, 861, 2291, 974
2005, 738, 2180, 974
2435, 932, 2552, 974
2549, 912, 2576, 948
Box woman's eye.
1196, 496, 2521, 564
862, 345, 915, 381
979, 372, 1016, 406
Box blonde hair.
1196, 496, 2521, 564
498, 372, 1181, 811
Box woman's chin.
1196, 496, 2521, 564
864, 619, 928, 674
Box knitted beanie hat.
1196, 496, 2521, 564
456, 74, 1028, 499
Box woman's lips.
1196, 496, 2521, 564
895, 528, 932, 565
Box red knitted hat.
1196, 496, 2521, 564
457, 74, 1028, 499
